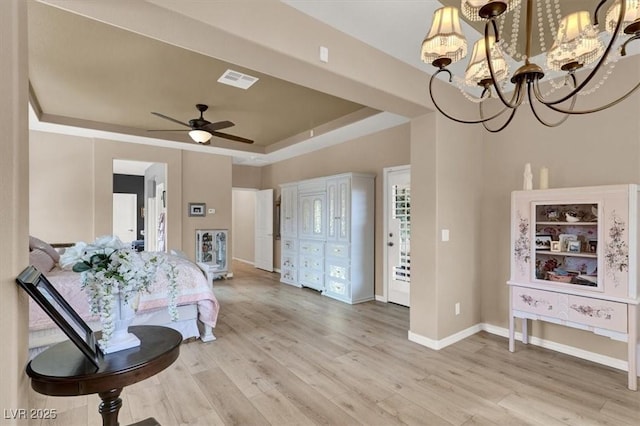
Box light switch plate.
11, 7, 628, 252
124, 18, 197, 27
441, 229, 449, 241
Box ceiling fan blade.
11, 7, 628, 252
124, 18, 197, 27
202, 120, 235, 132
208, 131, 254, 144
150, 112, 190, 127
147, 129, 190, 132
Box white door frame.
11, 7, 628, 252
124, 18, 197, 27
255, 188, 274, 271
381, 164, 410, 303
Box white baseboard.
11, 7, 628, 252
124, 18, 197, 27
408, 324, 482, 351
375, 294, 387, 302
408, 322, 638, 375
480, 323, 632, 373
232, 257, 254, 266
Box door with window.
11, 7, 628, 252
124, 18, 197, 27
385, 167, 411, 307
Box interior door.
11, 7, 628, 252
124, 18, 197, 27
386, 167, 411, 307
255, 189, 274, 271
113, 193, 137, 244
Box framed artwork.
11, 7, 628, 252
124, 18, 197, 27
535, 235, 553, 250
16, 266, 101, 367
188, 202, 206, 217
550, 241, 562, 252
588, 239, 598, 253
567, 240, 582, 253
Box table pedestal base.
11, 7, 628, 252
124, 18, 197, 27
98, 388, 123, 426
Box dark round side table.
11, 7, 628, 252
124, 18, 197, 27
26, 325, 181, 426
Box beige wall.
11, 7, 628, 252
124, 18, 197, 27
480, 56, 640, 360
261, 123, 411, 294
29, 133, 233, 265
29, 131, 95, 242
232, 164, 262, 189
0, 0, 29, 417
409, 114, 438, 338
181, 150, 233, 262
232, 189, 256, 263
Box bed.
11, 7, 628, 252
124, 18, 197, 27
27, 236, 219, 356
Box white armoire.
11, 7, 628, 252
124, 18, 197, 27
279, 172, 375, 304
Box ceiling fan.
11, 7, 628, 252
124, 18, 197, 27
149, 104, 254, 144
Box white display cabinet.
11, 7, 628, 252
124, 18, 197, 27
195, 229, 228, 281
508, 185, 639, 390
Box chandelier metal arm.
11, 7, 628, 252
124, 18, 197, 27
621, 33, 640, 55
429, 69, 514, 124
480, 104, 519, 133
527, 82, 575, 127
540, 0, 626, 106
483, 19, 522, 109
533, 76, 640, 115
593, 0, 612, 26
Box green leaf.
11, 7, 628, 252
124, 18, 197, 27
72, 262, 91, 272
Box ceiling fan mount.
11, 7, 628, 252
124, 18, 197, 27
149, 104, 254, 144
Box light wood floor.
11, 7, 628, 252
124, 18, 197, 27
31, 261, 639, 425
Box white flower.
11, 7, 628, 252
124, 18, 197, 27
59, 241, 88, 269
64, 235, 179, 349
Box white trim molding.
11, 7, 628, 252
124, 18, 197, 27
408, 324, 482, 351
408, 322, 639, 376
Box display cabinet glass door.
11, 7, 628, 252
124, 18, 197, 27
196, 229, 227, 270
533, 202, 600, 291
327, 177, 350, 242
299, 193, 325, 239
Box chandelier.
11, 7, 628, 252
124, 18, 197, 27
421, 1, 640, 132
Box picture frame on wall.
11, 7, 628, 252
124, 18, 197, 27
188, 202, 206, 217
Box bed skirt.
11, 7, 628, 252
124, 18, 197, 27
28, 304, 201, 359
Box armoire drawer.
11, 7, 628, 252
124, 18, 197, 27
282, 238, 296, 252
299, 269, 324, 289
326, 243, 349, 258
282, 254, 297, 269
299, 240, 324, 256
281, 268, 297, 284
326, 261, 350, 281
325, 278, 350, 298
300, 255, 323, 271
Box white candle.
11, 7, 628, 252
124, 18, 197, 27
540, 167, 549, 189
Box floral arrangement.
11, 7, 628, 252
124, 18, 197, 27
59, 235, 178, 348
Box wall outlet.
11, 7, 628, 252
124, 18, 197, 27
208, 208, 216, 214
455, 302, 460, 315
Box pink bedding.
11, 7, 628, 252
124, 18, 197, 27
29, 253, 219, 332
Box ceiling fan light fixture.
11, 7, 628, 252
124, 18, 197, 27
189, 129, 212, 143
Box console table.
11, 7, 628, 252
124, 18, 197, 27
26, 325, 181, 426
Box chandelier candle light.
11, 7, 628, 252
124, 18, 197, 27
421, 0, 640, 132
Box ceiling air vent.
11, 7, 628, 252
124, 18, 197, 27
217, 69, 259, 90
